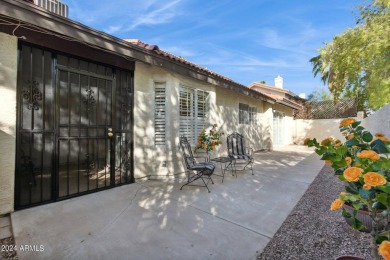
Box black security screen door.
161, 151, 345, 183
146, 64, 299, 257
15, 44, 134, 209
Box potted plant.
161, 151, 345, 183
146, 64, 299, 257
194, 124, 224, 160
304, 118, 390, 260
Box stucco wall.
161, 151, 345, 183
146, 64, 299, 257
133, 62, 270, 179
293, 104, 390, 144
213, 87, 268, 156
361, 103, 390, 138
0, 33, 17, 215
133, 62, 217, 179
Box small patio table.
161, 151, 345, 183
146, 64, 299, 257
210, 156, 233, 183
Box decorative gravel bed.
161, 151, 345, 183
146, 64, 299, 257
0, 237, 17, 259
259, 165, 372, 260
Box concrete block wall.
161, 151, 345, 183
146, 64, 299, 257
0, 33, 17, 215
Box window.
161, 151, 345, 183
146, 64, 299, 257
179, 87, 209, 144
239, 103, 257, 125
154, 83, 166, 146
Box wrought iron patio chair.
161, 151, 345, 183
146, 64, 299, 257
227, 132, 254, 175
179, 136, 216, 193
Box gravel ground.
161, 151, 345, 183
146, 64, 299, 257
259, 165, 372, 260
0, 237, 17, 260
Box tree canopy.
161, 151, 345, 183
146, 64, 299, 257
311, 0, 390, 110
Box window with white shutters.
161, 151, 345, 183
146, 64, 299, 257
154, 83, 166, 146
239, 103, 257, 125
179, 87, 209, 144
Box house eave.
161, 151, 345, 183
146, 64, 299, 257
0, 0, 276, 104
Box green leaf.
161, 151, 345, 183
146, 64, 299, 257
361, 131, 373, 142
346, 139, 360, 147
376, 236, 388, 245
355, 126, 365, 134
321, 152, 339, 161
340, 127, 348, 132
338, 175, 346, 181
315, 146, 327, 156
336, 146, 348, 157
345, 183, 359, 194
359, 188, 376, 199
335, 169, 344, 175
332, 160, 347, 169
371, 139, 390, 154
378, 183, 390, 194
351, 215, 365, 230
377, 193, 390, 209
341, 208, 351, 218
351, 121, 361, 128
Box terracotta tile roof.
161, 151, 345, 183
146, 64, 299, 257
124, 39, 275, 103
249, 82, 304, 110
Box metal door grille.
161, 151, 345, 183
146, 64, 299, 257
15, 44, 134, 209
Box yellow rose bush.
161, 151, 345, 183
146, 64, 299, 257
195, 124, 224, 153
305, 118, 390, 259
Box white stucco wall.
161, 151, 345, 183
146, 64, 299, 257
133, 62, 271, 179
133, 62, 217, 179
294, 118, 347, 144
0, 33, 17, 215
213, 87, 269, 156
361, 103, 390, 138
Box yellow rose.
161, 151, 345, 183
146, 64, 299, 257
335, 143, 342, 147
353, 162, 362, 167
303, 138, 310, 145
325, 160, 332, 166
339, 118, 356, 128
375, 136, 389, 142
378, 241, 390, 260
352, 146, 359, 150
343, 167, 363, 182
345, 157, 352, 166
330, 198, 344, 211
363, 184, 372, 190
357, 150, 380, 160
342, 131, 348, 136
347, 133, 354, 140
321, 137, 334, 146
376, 132, 385, 137
203, 144, 208, 149
364, 172, 387, 187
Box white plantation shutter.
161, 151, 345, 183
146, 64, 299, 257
196, 90, 209, 138
249, 106, 257, 125
179, 87, 209, 144
240, 103, 257, 125
154, 83, 166, 146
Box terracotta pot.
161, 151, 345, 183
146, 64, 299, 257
342, 203, 372, 233
335, 256, 366, 260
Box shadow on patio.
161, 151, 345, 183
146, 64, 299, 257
12, 145, 324, 260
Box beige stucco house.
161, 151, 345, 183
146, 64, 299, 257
0, 0, 302, 214
249, 78, 305, 147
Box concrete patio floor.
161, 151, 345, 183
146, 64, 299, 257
11, 145, 324, 260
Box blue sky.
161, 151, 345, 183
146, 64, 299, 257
62, 0, 359, 97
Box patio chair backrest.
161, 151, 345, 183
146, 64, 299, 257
179, 136, 196, 169
227, 132, 246, 156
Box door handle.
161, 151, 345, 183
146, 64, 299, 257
107, 128, 113, 137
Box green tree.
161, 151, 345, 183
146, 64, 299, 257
311, 0, 390, 110
307, 87, 333, 102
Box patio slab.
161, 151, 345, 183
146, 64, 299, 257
12, 145, 323, 259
